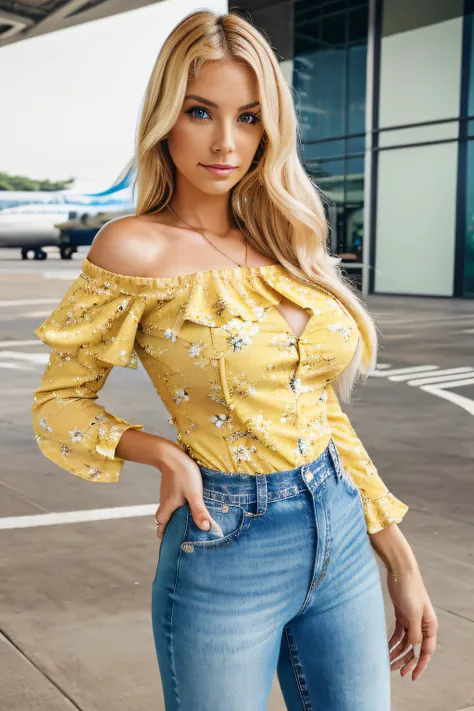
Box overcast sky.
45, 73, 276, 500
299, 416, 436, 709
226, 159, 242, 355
0, 0, 227, 191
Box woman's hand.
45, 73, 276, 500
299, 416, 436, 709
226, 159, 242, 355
387, 566, 438, 681
153, 440, 212, 540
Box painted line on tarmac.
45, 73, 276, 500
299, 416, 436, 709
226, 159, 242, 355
373, 364, 474, 417
406, 370, 474, 386
0, 340, 42, 347
371, 365, 439, 378
0, 351, 49, 364
390, 367, 474, 383
0, 269, 80, 280
0, 298, 59, 307
376, 315, 474, 326
0, 504, 157, 530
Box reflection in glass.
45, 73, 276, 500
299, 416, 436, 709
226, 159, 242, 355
464, 142, 474, 296
302, 140, 345, 163
343, 156, 365, 263
468, 5, 474, 117
348, 44, 367, 134
294, 50, 346, 143
293, 0, 369, 287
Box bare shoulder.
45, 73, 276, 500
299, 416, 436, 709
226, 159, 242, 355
86, 214, 171, 277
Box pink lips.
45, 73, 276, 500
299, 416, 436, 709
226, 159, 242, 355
200, 164, 237, 177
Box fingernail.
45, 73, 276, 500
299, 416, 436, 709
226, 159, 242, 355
389, 639, 402, 653
201, 520, 210, 530
414, 643, 421, 658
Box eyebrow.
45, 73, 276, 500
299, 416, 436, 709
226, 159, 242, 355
184, 94, 260, 111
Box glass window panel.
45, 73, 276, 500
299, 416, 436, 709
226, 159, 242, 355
468, 120, 474, 137
464, 141, 474, 296
468, 8, 474, 117
341, 156, 365, 263
293, 48, 346, 142
321, 9, 346, 47
375, 143, 457, 296
346, 135, 365, 154
290, 0, 368, 291
302, 139, 345, 163
348, 43, 367, 135
348, 4, 369, 44
311, 159, 345, 205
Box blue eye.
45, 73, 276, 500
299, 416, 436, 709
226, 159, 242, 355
187, 106, 210, 120
185, 106, 261, 125
239, 112, 261, 125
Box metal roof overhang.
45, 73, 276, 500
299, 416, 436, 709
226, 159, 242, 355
0, 0, 164, 47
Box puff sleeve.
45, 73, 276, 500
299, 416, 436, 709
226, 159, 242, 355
325, 382, 409, 533
31, 260, 148, 483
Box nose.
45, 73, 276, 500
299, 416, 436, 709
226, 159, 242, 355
211, 117, 237, 154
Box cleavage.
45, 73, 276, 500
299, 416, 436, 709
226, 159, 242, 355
274, 295, 311, 340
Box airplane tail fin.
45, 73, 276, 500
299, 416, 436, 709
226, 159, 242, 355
82, 158, 135, 197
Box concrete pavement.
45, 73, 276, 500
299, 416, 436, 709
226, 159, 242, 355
0, 249, 473, 710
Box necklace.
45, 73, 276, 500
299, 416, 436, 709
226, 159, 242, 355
166, 204, 248, 268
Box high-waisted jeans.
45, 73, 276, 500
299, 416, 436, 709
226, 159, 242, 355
151, 439, 391, 710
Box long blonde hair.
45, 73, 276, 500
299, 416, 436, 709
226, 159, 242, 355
132, 9, 378, 403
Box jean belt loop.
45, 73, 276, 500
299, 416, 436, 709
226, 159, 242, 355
254, 474, 268, 515
328, 438, 344, 482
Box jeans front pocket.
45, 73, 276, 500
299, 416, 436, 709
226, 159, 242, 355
181, 495, 252, 550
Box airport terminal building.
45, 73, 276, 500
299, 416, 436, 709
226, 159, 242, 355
239, 0, 474, 299
2, 0, 473, 298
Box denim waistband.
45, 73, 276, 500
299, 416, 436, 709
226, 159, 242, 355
197, 439, 345, 514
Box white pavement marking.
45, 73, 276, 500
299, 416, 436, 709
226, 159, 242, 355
376, 315, 474, 326
390, 367, 473, 383
372, 365, 439, 378
373, 363, 474, 416
425, 377, 474, 390
0, 298, 59, 308
421, 380, 474, 416
0, 269, 80, 280
0, 504, 158, 530
44, 270, 80, 280
0, 363, 34, 370
21, 311, 53, 318
407, 370, 474, 386
0, 351, 49, 364
0, 340, 42, 347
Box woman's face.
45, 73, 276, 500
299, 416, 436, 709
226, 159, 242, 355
166, 60, 265, 195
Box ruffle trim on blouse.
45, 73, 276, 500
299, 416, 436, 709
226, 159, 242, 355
34, 259, 158, 369
360, 489, 410, 534
34, 257, 362, 368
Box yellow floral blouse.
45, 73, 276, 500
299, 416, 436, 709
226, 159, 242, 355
31, 257, 408, 534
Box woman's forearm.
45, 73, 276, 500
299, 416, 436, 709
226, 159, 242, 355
368, 522, 419, 574
115, 428, 173, 468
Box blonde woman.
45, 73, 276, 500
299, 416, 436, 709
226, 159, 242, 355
31, 9, 437, 710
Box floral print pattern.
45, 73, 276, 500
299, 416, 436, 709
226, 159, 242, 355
31, 257, 409, 533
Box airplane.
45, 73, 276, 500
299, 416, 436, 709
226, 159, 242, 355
0, 158, 135, 260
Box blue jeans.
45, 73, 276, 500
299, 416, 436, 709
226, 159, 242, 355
151, 439, 391, 710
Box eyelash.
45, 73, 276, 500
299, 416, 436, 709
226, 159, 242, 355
185, 105, 261, 125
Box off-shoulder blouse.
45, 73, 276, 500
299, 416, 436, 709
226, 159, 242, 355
31, 257, 408, 534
